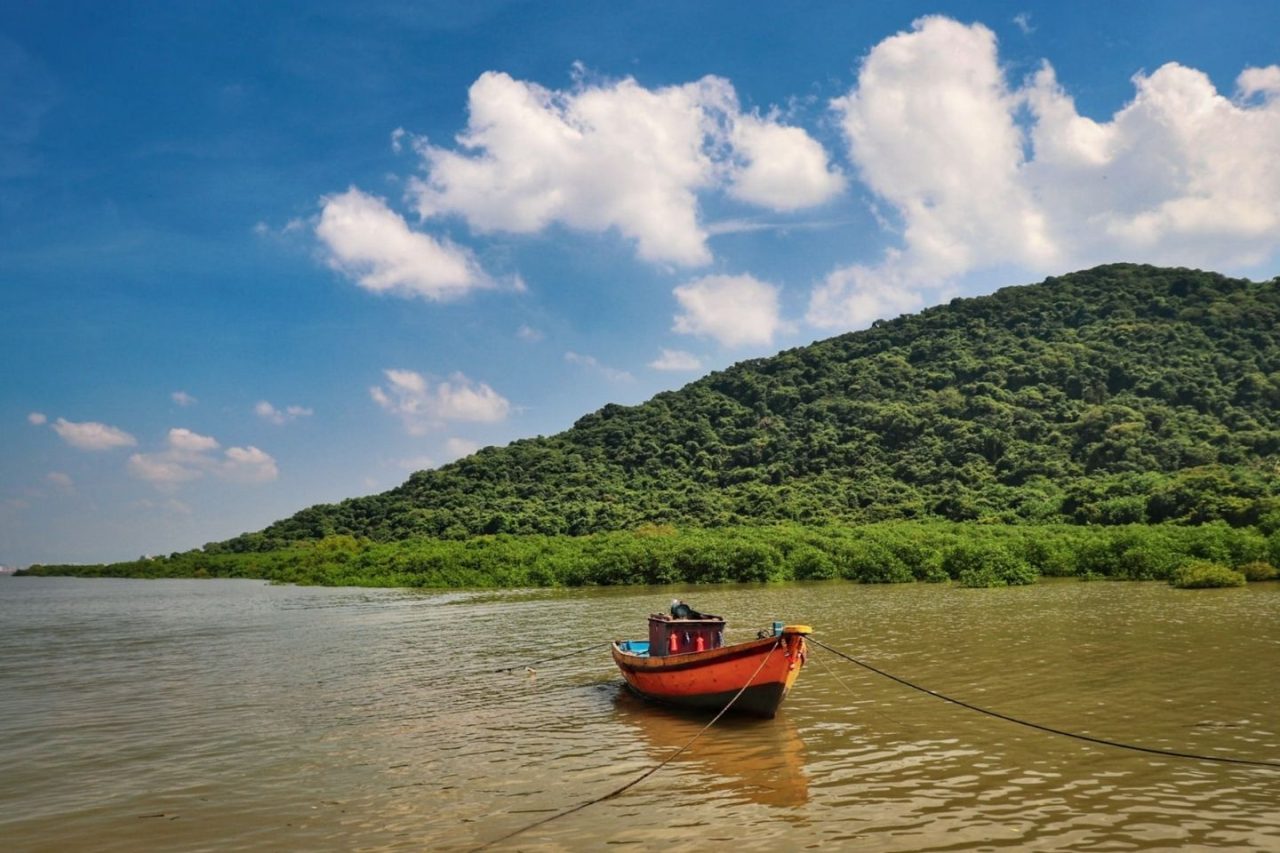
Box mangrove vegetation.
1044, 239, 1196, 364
22, 521, 1280, 590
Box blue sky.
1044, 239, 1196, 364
3, 1, 1278, 566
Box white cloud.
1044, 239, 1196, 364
728, 112, 846, 210
129, 428, 217, 485
1012, 12, 1034, 35
831, 17, 1052, 281
673, 274, 784, 348
516, 324, 544, 343
129, 428, 278, 488
27, 412, 46, 425
371, 368, 511, 435
220, 446, 279, 483
167, 427, 219, 454
705, 215, 857, 237
649, 348, 703, 371
128, 452, 204, 485
171, 390, 197, 407
430, 376, 509, 421
51, 418, 137, 451
407, 70, 842, 266
253, 218, 306, 239
1238, 66, 1280, 101
812, 16, 1280, 329
1024, 61, 1280, 268
807, 260, 929, 329
46, 471, 73, 491
316, 187, 489, 300
444, 437, 482, 461
564, 351, 634, 382
255, 400, 314, 425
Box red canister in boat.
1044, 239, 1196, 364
695, 634, 705, 652
668, 632, 679, 654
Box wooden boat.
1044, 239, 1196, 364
612, 605, 811, 718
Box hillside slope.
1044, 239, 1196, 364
212, 264, 1280, 552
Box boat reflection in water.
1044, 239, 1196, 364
610, 687, 810, 808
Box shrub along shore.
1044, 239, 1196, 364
20, 521, 1280, 589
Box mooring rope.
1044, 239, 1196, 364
810, 639, 911, 731
810, 637, 1280, 770
491, 640, 614, 673
474, 637, 783, 850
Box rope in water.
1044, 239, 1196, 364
491, 640, 614, 673
810, 637, 1280, 770
474, 637, 783, 850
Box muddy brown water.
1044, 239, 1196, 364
2, 576, 1276, 851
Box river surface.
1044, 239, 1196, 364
1, 576, 1277, 851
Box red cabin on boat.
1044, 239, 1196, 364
648, 612, 725, 656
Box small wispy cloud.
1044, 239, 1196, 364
128, 428, 278, 488
517, 324, 545, 343
252, 218, 306, 238
390, 127, 409, 154
129, 452, 203, 485
171, 390, 197, 407
649, 349, 703, 371
1013, 12, 1035, 34
370, 368, 511, 435
46, 471, 74, 492
706, 216, 859, 236
27, 412, 46, 425
221, 446, 279, 483
255, 400, 313, 425
565, 351, 634, 382
51, 418, 137, 451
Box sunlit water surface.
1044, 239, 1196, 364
1, 577, 1277, 851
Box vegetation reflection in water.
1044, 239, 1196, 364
2, 578, 1276, 851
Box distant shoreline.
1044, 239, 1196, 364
19, 520, 1279, 590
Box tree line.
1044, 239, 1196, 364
24, 520, 1280, 589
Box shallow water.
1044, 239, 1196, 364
1, 577, 1277, 851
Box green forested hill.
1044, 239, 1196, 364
214, 264, 1280, 553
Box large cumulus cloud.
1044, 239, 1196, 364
810, 15, 1280, 329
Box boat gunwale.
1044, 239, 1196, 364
611, 634, 786, 673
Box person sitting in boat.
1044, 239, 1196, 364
670, 599, 707, 619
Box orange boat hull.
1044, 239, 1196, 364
612, 629, 809, 718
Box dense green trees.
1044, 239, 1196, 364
206, 264, 1278, 550
26, 521, 1280, 590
